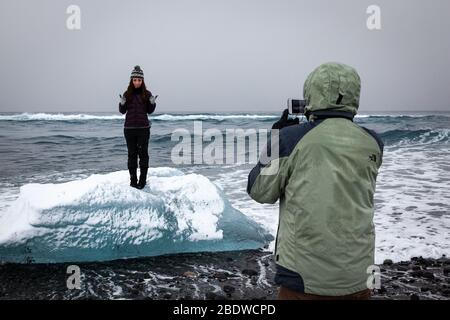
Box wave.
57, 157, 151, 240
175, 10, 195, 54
153, 114, 278, 121
0, 113, 125, 121
0, 167, 273, 263
0, 113, 278, 122
2, 112, 447, 122
16, 129, 450, 147
21, 135, 124, 145
381, 128, 450, 146
357, 114, 450, 119
0, 112, 450, 121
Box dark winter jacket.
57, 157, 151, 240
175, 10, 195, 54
119, 87, 156, 128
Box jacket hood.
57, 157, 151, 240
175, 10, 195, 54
303, 62, 361, 119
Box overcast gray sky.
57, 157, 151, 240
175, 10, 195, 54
0, 0, 449, 113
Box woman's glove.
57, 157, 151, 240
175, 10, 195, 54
149, 95, 158, 104
119, 94, 126, 106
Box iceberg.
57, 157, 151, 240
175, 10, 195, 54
0, 168, 273, 263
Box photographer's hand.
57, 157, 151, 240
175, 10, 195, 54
272, 109, 299, 130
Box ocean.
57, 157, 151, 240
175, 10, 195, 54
0, 111, 449, 264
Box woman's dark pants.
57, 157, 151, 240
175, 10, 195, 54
124, 127, 150, 171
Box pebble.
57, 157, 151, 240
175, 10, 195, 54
223, 285, 235, 294
383, 259, 394, 266
410, 294, 420, 300
183, 271, 197, 278
242, 269, 258, 277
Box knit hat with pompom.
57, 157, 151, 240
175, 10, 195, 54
130, 65, 144, 79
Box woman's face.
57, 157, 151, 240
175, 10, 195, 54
132, 77, 143, 88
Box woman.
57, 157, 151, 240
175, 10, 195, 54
119, 65, 157, 189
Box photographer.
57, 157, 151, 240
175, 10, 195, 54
247, 62, 384, 300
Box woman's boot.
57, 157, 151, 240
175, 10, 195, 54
129, 168, 138, 188
137, 167, 148, 189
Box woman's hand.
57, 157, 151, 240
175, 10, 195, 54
149, 95, 158, 104
119, 94, 128, 114
119, 94, 126, 106
147, 94, 157, 114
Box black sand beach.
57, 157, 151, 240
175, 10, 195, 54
1, 249, 448, 300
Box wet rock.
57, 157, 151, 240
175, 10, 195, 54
183, 271, 197, 278
383, 259, 394, 266
412, 256, 431, 266
421, 271, 435, 280
376, 286, 387, 294
443, 266, 450, 275
242, 269, 258, 277
163, 292, 172, 299
411, 265, 421, 271
410, 268, 435, 280
205, 292, 218, 300
213, 272, 229, 280
399, 279, 409, 284
410, 294, 420, 300
396, 265, 409, 272
223, 285, 235, 294
0, 250, 448, 300
437, 255, 449, 265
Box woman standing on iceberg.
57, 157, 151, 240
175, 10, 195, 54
119, 65, 157, 189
